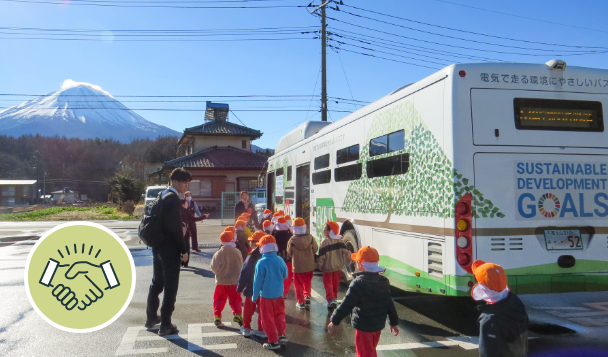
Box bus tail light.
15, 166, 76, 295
455, 193, 473, 273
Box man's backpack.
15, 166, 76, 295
138, 191, 165, 248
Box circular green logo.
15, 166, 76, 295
25, 222, 135, 333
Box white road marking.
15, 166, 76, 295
309, 288, 325, 304
377, 336, 535, 351
115, 322, 239, 355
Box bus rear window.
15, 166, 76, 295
514, 98, 604, 132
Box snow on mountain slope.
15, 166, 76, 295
0, 80, 180, 142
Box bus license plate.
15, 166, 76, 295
544, 229, 583, 250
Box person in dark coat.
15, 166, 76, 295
327, 246, 399, 357
237, 231, 266, 338
234, 191, 260, 229
471, 260, 528, 357
145, 168, 191, 337
180, 191, 209, 267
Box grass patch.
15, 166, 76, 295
0, 205, 134, 221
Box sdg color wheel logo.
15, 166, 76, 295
25, 222, 136, 333
538, 193, 561, 218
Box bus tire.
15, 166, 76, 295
341, 229, 359, 283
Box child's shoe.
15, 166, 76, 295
296, 302, 306, 310
304, 295, 311, 305
263, 342, 281, 350
240, 326, 251, 337
214, 316, 223, 327
278, 335, 288, 344
254, 330, 267, 338
233, 314, 243, 327
327, 300, 337, 310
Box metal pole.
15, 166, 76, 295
321, 3, 328, 122
43, 171, 46, 204
221, 191, 224, 226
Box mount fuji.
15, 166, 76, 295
0, 80, 180, 142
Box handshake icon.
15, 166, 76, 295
39, 259, 120, 311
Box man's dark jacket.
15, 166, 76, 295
234, 200, 259, 226
161, 190, 187, 254
477, 292, 528, 357
236, 247, 262, 297
330, 271, 398, 332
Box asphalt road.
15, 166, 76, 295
2, 221, 608, 356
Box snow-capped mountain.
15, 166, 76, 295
0, 80, 180, 142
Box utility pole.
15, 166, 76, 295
312, 1, 331, 122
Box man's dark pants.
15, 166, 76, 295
146, 242, 181, 327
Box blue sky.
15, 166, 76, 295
1, 0, 607, 150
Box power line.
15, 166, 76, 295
340, 4, 608, 50
327, 16, 608, 57
335, 51, 356, 107
330, 46, 441, 70
0, 106, 354, 112
1, 0, 306, 9
0, 36, 313, 42
331, 12, 607, 54
427, 0, 608, 35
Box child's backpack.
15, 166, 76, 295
138, 191, 165, 248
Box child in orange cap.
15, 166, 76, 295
271, 210, 284, 224
236, 231, 267, 339
286, 218, 318, 309
471, 260, 528, 357
262, 220, 273, 234
224, 226, 236, 234
328, 246, 399, 357
262, 209, 273, 222
252, 235, 289, 350
317, 220, 352, 309
284, 215, 292, 227
272, 216, 293, 298
210, 231, 244, 327
234, 220, 250, 260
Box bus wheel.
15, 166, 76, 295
342, 229, 358, 283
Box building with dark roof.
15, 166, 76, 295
162, 102, 267, 211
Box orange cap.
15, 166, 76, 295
293, 217, 305, 227
257, 235, 276, 246
235, 220, 247, 227
273, 211, 283, 217
224, 226, 236, 233
351, 246, 380, 263
326, 220, 340, 236
241, 212, 251, 217
220, 231, 234, 243
277, 217, 287, 224
249, 231, 265, 242
264, 209, 272, 215
284, 215, 292, 220
471, 260, 508, 292
262, 220, 272, 228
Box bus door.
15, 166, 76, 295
296, 164, 311, 232
266, 171, 275, 212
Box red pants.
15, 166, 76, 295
355, 330, 382, 357
213, 284, 242, 318
322, 271, 341, 302
283, 262, 293, 296
243, 296, 262, 330
294, 271, 313, 304
259, 297, 286, 344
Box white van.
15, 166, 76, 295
143, 185, 167, 214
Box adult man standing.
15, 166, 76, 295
234, 191, 259, 229
145, 168, 191, 336
181, 191, 209, 267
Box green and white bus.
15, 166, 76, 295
265, 60, 608, 296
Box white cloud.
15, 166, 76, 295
60, 79, 114, 98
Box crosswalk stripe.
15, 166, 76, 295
188, 343, 238, 351
309, 288, 326, 304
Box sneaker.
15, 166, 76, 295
254, 330, 267, 338
233, 314, 243, 327
296, 302, 306, 310
304, 296, 311, 305
263, 342, 282, 350
214, 316, 223, 327
278, 335, 288, 344
144, 316, 161, 329
240, 326, 251, 337
158, 323, 178, 336
327, 300, 337, 310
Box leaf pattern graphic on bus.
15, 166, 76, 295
341, 101, 505, 219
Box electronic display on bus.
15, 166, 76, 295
514, 98, 604, 132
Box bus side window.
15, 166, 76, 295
367, 153, 410, 178
337, 144, 359, 164
335, 163, 362, 182
370, 130, 404, 157
312, 170, 331, 184
314, 154, 330, 170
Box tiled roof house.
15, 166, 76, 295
163, 102, 267, 210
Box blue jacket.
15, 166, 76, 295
252, 251, 288, 301
237, 247, 262, 297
